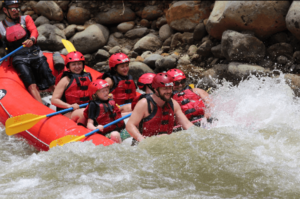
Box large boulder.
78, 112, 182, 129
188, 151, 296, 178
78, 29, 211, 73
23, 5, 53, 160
129, 62, 154, 81
37, 24, 66, 51
143, 54, 163, 69
221, 30, 266, 63
133, 34, 162, 54
70, 24, 109, 54
155, 55, 177, 72
34, 1, 63, 21
141, 5, 163, 20
206, 1, 291, 40
166, 1, 212, 32
67, 6, 90, 25
286, 1, 300, 41
95, 7, 136, 25
64, 24, 77, 39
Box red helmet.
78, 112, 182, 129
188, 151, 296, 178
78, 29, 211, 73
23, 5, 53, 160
167, 69, 186, 81
137, 73, 156, 89
108, 53, 129, 69
88, 79, 109, 98
152, 73, 174, 89
65, 51, 85, 68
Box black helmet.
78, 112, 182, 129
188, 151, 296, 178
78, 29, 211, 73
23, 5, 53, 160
3, 0, 20, 7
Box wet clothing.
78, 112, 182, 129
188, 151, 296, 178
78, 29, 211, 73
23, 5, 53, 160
172, 86, 205, 121
0, 15, 55, 90
83, 99, 125, 135
101, 72, 136, 105
138, 95, 175, 137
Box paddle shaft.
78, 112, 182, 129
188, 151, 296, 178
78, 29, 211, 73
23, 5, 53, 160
0, 45, 24, 62
173, 118, 202, 129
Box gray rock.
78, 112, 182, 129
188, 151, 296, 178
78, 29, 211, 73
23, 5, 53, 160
60, 48, 68, 55
293, 51, 300, 64
277, 55, 289, 65
121, 47, 130, 55
170, 33, 182, 49
286, 1, 300, 41
117, 21, 135, 33
156, 16, 167, 29
163, 37, 172, 47
159, 24, 173, 41
141, 51, 152, 59
267, 43, 293, 61
155, 55, 177, 72
141, 5, 163, 20
211, 44, 224, 58
133, 34, 162, 54
125, 28, 148, 39
197, 40, 213, 57
181, 32, 193, 44
228, 62, 269, 76
258, 60, 274, 68
37, 24, 66, 51
34, 1, 63, 21
70, 24, 109, 54
107, 35, 119, 47
64, 24, 77, 39
113, 32, 123, 39
54, 23, 65, 30
53, 52, 65, 71
144, 54, 163, 69
67, 6, 90, 25
95, 7, 136, 25
95, 49, 110, 62
109, 46, 121, 54
221, 30, 266, 63
129, 61, 154, 81
76, 25, 85, 32
178, 55, 190, 65
34, 16, 50, 27
187, 45, 197, 56
193, 22, 206, 42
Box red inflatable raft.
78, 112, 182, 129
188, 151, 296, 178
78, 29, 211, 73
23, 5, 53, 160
0, 52, 115, 151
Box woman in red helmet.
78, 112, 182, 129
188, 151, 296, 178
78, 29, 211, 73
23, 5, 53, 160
126, 72, 194, 144
99, 53, 137, 106
51, 51, 92, 121
83, 79, 131, 143
167, 69, 213, 120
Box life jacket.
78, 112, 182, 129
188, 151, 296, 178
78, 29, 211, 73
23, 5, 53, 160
131, 93, 150, 110
138, 95, 175, 137
172, 86, 205, 120
83, 99, 125, 135
0, 17, 30, 52
61, 71, 92, 105
100, 72, 136, 105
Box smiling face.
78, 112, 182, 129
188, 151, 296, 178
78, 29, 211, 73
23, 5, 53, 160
95, 87, 110, 101
69, 61, 83, 74
3, 4, 20, 20
173, 79, 186, 91
115, 63, 129, 76
156, 86, 173, 102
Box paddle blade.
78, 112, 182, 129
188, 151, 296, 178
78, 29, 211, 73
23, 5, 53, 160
189, 84, 194, 89
62, 39, 76, 53
5, 114, 46, 136
49, 135, 84, 148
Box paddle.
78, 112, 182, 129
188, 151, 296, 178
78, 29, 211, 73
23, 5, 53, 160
49, 113, 132, 148
62, 39, 76, 52
0, 45, 25, 62
5, 103, 89, 136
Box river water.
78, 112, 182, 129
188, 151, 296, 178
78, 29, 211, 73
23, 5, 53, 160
1, 74, 300, 198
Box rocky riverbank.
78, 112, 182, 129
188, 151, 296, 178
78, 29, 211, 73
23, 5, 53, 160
1, 1, 300, 96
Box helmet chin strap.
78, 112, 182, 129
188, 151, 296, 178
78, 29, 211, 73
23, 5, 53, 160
4, 6, 19, 23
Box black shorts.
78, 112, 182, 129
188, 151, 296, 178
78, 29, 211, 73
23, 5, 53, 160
13, 55, 56, 90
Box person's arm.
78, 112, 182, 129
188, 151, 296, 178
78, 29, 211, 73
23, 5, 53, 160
173, 99, 194, 130
25, 15, 38, 44
126, 98, 147, 142
86, 119, 104, 131
193, 87, 214, 118
51, 77, 79, 109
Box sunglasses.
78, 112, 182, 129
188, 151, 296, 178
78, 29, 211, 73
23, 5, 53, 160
174, 79, 186, 86
8, 7, 20, 12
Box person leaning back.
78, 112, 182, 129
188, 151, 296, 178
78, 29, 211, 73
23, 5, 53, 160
0, 0, 55, 105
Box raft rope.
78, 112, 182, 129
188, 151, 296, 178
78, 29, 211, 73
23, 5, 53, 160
0, 101, 49, 147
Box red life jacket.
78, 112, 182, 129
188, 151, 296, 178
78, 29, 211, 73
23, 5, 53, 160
172, 86, 205, 120
139, 95, 175, 137
131, 93, 149, 110
101, 72, 136, 105
83, 99, 125, 135
62, 71, 92, 105
1, 17, 30, 51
